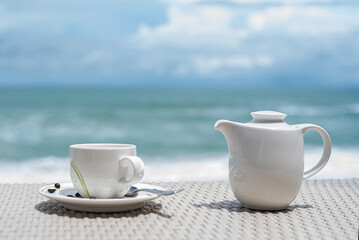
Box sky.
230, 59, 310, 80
0, 0, 358, 87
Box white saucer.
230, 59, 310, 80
38, 183, 164, 212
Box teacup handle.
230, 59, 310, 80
297, 124, 332, 180
118, 156, 145, 184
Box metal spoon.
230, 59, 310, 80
125, 186, 184, 197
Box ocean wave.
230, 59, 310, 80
0, 156, 70, 183
0, 114, 129, 144
278, 104, 359, 117
348, 103, 359, 114
0, 148, 357, 183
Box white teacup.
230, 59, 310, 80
69, 144, 145, 199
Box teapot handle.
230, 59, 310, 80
296, 124, 332, 180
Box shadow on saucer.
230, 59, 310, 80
193, 200, 313, 214
35, 200, 171, 219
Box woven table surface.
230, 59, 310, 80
0, 179, 358, 240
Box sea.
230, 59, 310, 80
0, 87, 358, 183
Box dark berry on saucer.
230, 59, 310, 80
48, 189, 56, 193
75, 192, 82, 198
54, 183, 60, 189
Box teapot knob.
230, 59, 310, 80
251, 111, 287, 122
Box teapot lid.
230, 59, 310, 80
251, 111, 287, 122
248, 111, 293, 129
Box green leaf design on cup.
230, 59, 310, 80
70, 161, 90, 198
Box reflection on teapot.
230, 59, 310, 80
215, 111, 331, 210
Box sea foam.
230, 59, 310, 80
0, 148, 357, 183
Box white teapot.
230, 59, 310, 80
215, 111, 331, 210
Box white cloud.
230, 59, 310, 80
1, 0, 358, 84
133, 4, 251, 76
257, 56, 273, 67
191, 55, 273, 75
248, 6, 355, 34
172, 55, 274, 76
131, 1, 359, 81
80, 50, 115, 75
82, 50, 112, 66
135, 6, 246, 50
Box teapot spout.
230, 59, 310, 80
215, 120, 233, 132
214, 119, 239, 139
215, 119, 244, 156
